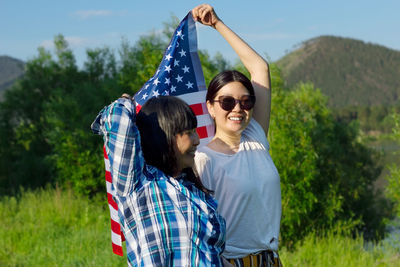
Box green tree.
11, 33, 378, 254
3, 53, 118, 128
386, 112, 400, 216
119, 35, 165, 95
0, 35, 124, 195
269, 82, 387, 246
0, 45, 63, 192
45, 46, 123, 195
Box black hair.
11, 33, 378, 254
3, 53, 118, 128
136, 96, 210, 193
206, 70, 255, 102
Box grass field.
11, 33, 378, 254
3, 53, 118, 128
279, 230, 400, 267
1, 187, 399, 267
0, 187, 126, 266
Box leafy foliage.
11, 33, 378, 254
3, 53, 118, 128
269, 82, 389, 246
0, 35, 125, 195
386, 112, 400, 217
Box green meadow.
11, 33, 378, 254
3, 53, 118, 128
1, 187, 399, 267
0, 187, 126, 266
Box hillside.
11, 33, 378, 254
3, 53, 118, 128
276, 36, 400, 108
0, 56, 25, 100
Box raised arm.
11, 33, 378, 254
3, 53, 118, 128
192, 4, 272, 134
91, 97, 144, 196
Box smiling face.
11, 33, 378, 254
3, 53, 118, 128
174, 128, 200, 173
207, 81, 253, 137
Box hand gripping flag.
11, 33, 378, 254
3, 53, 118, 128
104, 12, 214, 256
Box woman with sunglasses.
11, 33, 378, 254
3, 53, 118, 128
193, 4, 282, 267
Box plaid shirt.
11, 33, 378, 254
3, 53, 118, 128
91, 98, 225, 266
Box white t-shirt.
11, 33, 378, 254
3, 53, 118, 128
195, 119, 281, 259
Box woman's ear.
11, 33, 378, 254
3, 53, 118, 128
206, 100, 215, 119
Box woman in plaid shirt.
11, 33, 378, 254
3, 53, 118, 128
92, 95, 227, 266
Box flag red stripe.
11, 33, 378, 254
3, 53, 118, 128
103, 145, 108, 159
136, 104, 142, 114
107, 193, 118, 210
112, 243, 124, 256
196, 126, 208, 139
190, 103, 204, 116
105, 171, 112, 183
111, 218, 121, 234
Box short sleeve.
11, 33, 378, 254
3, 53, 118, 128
194, 151, 213, 190
243, 118, 270, 150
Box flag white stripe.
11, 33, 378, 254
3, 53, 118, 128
109, 205, 120, 221
104, 158, 110, 172
178, 91, 207, 105
196, 114, 213, 128
112, 230, 122, 246
106, 180, 113, 193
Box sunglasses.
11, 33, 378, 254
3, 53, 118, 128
212, 95, 256, 111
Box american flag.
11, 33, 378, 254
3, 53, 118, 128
134, 12, 214, 146
104, 12, 214, 256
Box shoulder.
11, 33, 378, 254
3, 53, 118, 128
194, 149, 213, 171
195, 147, 211, 161
104, 98, 136, 119
194, 150, 215, 187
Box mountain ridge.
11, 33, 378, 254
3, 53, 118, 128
0, 55, 25, 100
276, 35, 400, 108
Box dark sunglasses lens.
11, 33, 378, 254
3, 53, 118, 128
241, 96, 255, 110
220, 97, 236, 111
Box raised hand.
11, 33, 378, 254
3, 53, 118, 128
191, 4, 220, 28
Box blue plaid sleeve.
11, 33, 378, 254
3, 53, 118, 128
91, 98, 144, 196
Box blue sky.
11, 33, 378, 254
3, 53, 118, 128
1, 0, 399, 67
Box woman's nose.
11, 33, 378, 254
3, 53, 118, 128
231, 101, 242, 111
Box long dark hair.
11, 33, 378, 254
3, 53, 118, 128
136, 96, 209, 193
206, 70, 255, 102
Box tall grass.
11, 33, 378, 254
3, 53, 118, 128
280, 231, 400, 267
0, 187, 126, 266
1, 187, 399, 266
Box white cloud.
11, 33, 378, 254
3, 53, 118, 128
73, 10, 127, 20
65, 36, 93, 47
40, 36, 93, 49
40, 40, 54, 49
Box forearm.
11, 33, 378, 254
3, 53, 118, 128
104, 98, 143, 196
214, 20, 269, 85
214, 17, 271, 133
